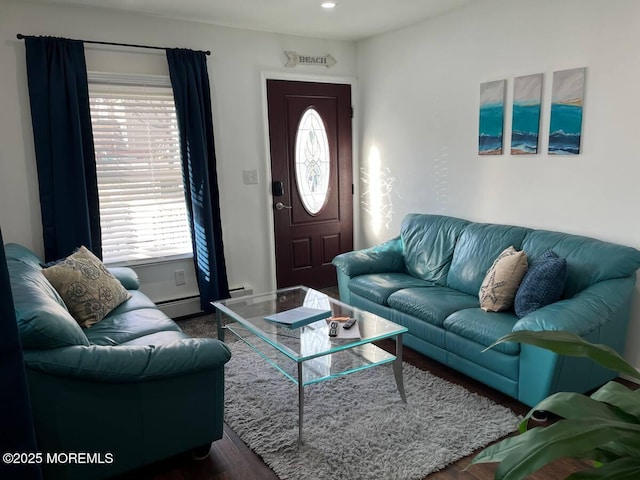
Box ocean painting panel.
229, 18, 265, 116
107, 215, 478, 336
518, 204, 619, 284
479, 79, 505, 155
511, 73, 542, 155
549, 67, 585, 155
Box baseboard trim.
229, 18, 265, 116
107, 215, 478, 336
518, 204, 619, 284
157, 287, 254, 319
157, 295, 202, 319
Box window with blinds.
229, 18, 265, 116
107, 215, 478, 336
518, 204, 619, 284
88, 75, 192, 265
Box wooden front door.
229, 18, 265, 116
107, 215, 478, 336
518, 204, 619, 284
266, 80, 353, 289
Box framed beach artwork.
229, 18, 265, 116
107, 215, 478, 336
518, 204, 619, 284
549, 67, 585, 155
478, 79, 506, 155
511, 73, 542, 154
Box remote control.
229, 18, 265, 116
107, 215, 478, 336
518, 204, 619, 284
328, 321, 338, 337
342, 317, 357, 329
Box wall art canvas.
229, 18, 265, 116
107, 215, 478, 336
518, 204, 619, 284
478, 79, 506, 155
549, 67, 585, 155
511, 73, 543, 154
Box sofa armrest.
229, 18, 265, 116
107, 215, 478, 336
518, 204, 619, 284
513, 276, 636, 337
23, 338, 231, 383
108, 267, 140, 290
332, 236, 404, 277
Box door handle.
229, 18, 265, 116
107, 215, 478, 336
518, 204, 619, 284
275, 202, 292, 210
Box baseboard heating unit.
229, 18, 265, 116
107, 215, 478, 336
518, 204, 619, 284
157, 295, 202, 319
158, 286, 254, 319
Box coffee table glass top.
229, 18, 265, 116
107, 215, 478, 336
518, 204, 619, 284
212, 286, 407, 385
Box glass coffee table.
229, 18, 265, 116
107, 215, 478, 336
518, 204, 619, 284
212, 286, 408, 444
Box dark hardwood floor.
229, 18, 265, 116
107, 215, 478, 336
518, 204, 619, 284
113, 287, 636, 480
114, 342, 638, 480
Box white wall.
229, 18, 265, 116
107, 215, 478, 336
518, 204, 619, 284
356, 0, 640, 367
0, 0, 357, 304
4, 0, 639, 365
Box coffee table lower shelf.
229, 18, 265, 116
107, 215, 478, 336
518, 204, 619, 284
223, 323, 406, 444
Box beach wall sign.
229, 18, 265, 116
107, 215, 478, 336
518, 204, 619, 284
478, 79, 506, 155
285, 51, 337, 68
548, 67, 585, 155
511, 73, 543, 155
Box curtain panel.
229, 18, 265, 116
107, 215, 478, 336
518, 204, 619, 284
24, 36, 101, 261
166, 49, 230, 309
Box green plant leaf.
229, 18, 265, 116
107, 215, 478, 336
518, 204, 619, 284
590, 381, 640, 422
486, 330, 640, 382
521, 390, 639, 428
567, 457, 640, 479
474, 418, 640, 480
585, 446, 625, 464
469, 431, 534, 465
496, 419, 640, 480
574, 443, 640, 465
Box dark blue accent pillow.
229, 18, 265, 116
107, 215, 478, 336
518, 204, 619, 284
514, 250, 567, 318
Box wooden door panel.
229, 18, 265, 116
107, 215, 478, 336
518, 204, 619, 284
267, 80, 352, 289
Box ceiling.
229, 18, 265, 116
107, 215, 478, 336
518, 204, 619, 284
30, 0, 478, 41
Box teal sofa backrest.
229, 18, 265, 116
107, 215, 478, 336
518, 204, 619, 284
446, 222, 531, 296
4, 243, 89, 349
400, 214, 470, 284
521, 230, 640, 297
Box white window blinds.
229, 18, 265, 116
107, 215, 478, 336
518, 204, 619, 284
88, 76, 192, 265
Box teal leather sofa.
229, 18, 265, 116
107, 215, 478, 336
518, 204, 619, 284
4, 243, 231, 480
333, 214, 640, 407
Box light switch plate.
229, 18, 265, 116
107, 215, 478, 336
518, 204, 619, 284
243, 169, 259, 185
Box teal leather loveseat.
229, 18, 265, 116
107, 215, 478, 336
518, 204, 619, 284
4, 243, 231, 480
333, 214, 640, 407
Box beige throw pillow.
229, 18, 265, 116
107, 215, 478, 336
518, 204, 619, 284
42, 246, 131, 327
479, 246, 528, 312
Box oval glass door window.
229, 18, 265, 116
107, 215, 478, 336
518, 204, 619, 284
295, 108, 330, 215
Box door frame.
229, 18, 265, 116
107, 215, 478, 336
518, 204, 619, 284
260, 71, 360, 291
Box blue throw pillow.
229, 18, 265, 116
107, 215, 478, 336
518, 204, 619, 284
514, 250, 567, 318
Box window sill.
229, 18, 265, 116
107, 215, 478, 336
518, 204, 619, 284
105, 253, 194, 268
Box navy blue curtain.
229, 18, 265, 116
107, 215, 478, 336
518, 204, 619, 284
166, 49, 230, 309
0, 230, 41, 479
25, 36, 101, 262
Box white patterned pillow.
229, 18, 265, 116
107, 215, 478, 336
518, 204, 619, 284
479, 246, 528, 312
42, 246, 131, 327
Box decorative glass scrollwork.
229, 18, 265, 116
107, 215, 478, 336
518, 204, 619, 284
295, 108, 330, 215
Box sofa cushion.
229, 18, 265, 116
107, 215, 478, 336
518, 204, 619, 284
85, 308, 181, 346
521, 230, 640, 297
479, 246, 528, 312
8, 260, 89, 348
106, 290, 159, 317
387, 286, 479, 327
348, 273, 435, 305
121, 330, 191, 346
445, 332, 520, 381
42, 246, 131, 327
443, 308, 520, 355
514, 250, 567, 318
400, 214, 470, 284
447, 222, 530, 296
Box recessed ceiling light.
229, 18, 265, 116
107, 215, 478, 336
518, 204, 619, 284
321, 2, 337, 9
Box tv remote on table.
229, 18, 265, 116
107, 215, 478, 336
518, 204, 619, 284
342, 317, 357, 329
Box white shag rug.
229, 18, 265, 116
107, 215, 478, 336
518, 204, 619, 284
218, 338, 520, 480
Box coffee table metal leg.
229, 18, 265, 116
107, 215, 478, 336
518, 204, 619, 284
216, 310, 225, 341
298, 362, 304, 445
393, 334, 407, 403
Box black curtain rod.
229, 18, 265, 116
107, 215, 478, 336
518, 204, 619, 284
16, 33, 211, 56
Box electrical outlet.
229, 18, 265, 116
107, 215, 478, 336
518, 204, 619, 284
174, 270, 186, 286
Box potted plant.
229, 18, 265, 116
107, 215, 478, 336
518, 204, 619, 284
469, 330, 640, 479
